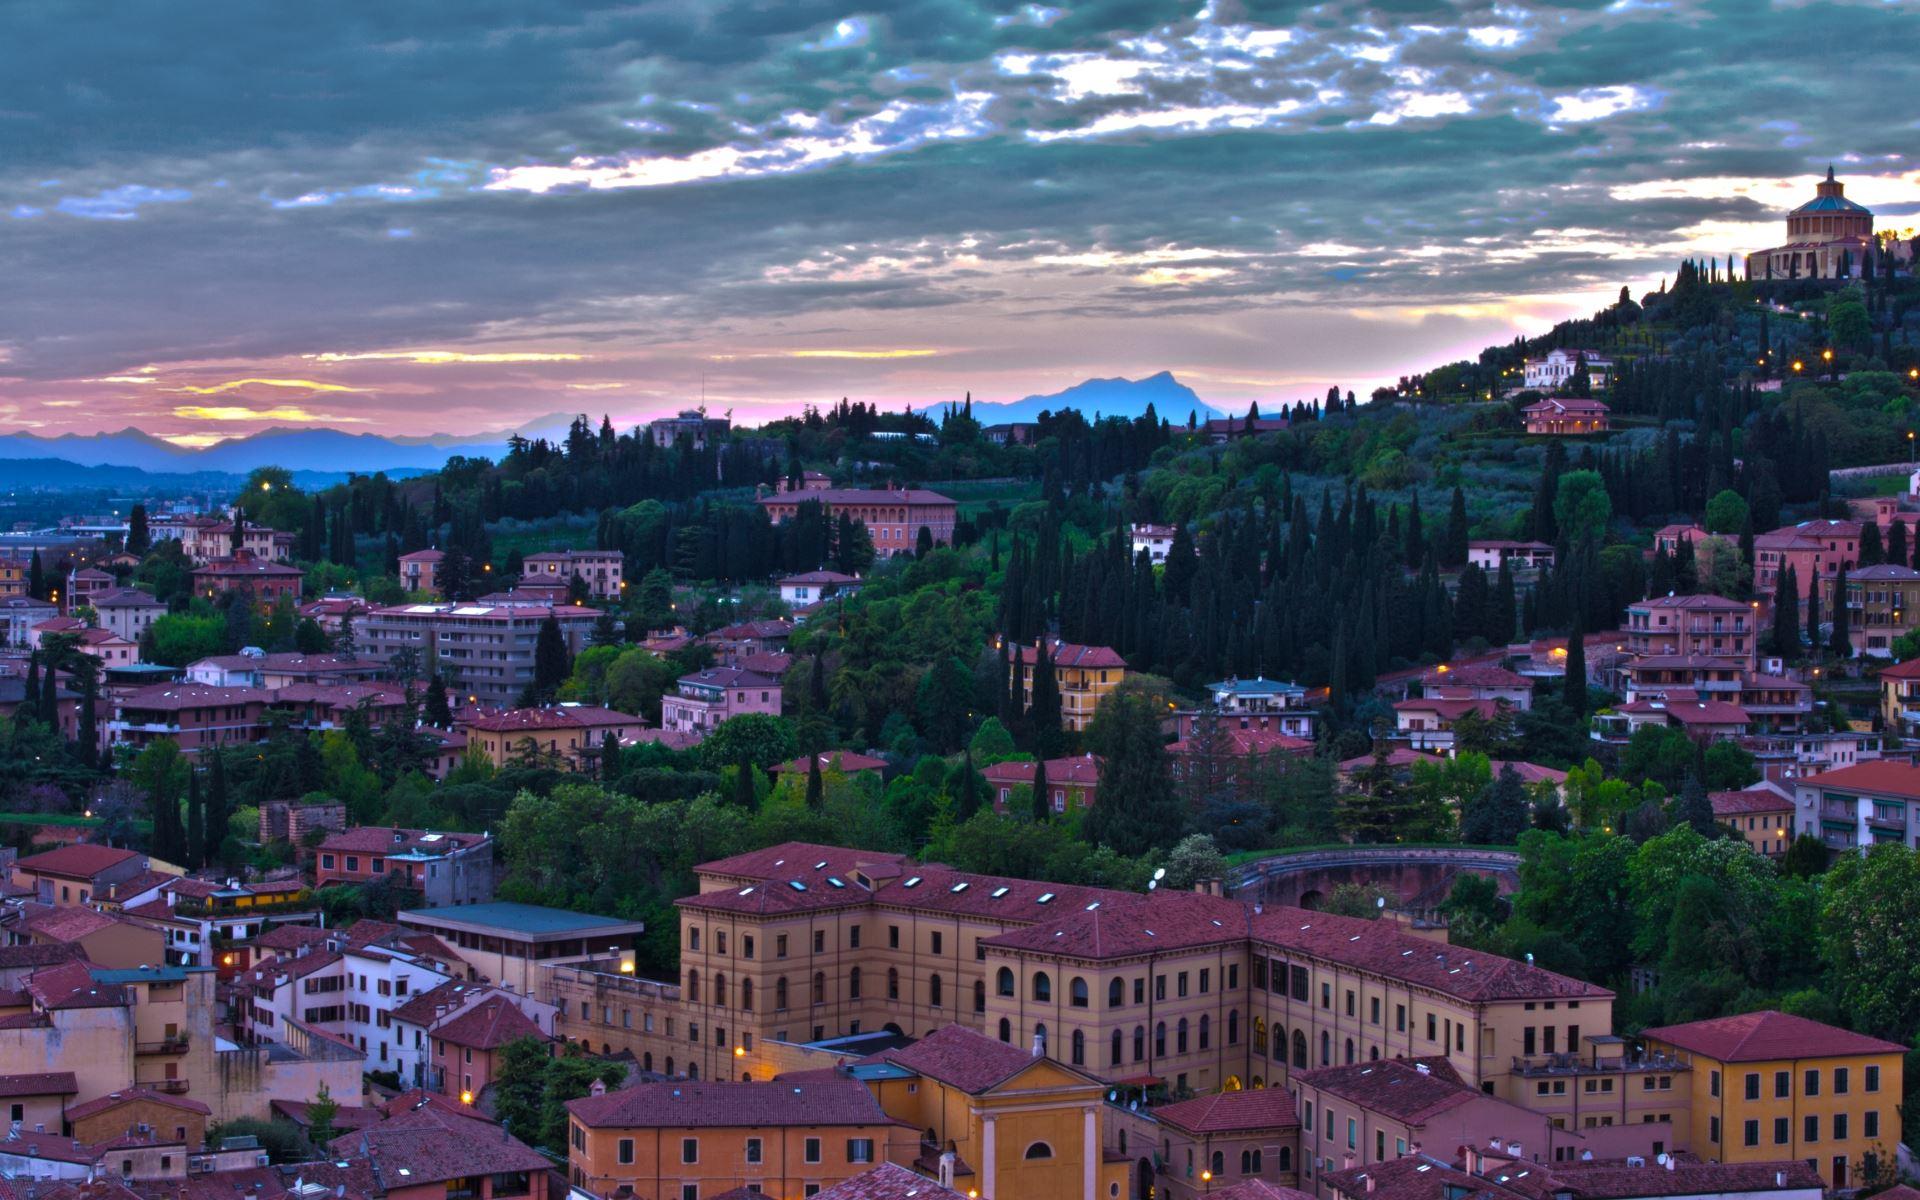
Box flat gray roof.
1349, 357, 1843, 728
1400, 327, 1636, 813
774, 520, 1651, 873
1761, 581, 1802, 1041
398, 901, 644, 940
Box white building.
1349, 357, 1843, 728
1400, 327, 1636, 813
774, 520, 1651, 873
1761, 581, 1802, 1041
239, 925, 465, 1075
1131, 524, 1179, 565
1522, 348, 1611, 392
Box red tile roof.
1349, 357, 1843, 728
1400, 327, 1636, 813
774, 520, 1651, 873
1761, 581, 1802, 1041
0, 1072, 77, 1097
1169, 728, 1313, 757
1423, 665, 1529, 689
1295, 1057, 1477, 1124
695, 842, 916, 882
65, 1086, 212, 1121
567, 1078, 896, 1129
1251, 908, 1608, 1003
430, 995, 546, 1049
1208, 1183, 1318, 1200
390, 980, 486, 1027
458, 705, 641, 733
813, 1164, 969, 1200
1393, 697, 1501, 721
980, 755, 1103, 787
316, 827, 489, 855
320, 1107, 549, 1184
15, 845, 142, 881
770, 751, 890, 775
1795, 760, 1920, 801
1710, 787, 1794, 817
982, 890, 1246, 959
871, 1024, 1065, 1095
1153, 1087, 1299, 1134
1007, 640, 1127, 669
1545, 1157, 1825, 1199
1641, 1010, 1905, 1061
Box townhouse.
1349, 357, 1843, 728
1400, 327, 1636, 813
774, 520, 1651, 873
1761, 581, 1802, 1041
313, 827, 496, 907
660, 667, 783, 741
522, 549, 624, 600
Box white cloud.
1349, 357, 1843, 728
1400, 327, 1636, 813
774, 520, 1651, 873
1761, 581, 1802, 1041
1547, 85, 1658, 123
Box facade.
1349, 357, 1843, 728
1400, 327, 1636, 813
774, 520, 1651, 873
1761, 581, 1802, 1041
522, 549, 624, 600
186, 650, 384, 689
358, 602, 602, 709
565, 1078, 911, 1198
1466, 541, 1554, 572
778, 570, 862, 607
1149, 1087, 1302, 1200
1522, 398, 1610, 435
1421, 664, 1533, 712
982, 755, 1102, 815
1752, 520, 1859, 603
1641, 1010, 1903, 1190
1878, 657, 1920, 736
758, 487, 958, 558
428, 993, 552, 1100
1008, 639, 1128, 732
649, 409, 729, 450
397, 549, 444, 597
1792, 760, 1920, 852
1745, 167, 1882, 281
1179, 678, 1320, 741
1710, 784, 1796, 857
1841, 564, 1920, 656
1132, 524, 1179, 565
1393, 697, 1500, 752
90, 588, 165, 644
237, 926, 462, 1075
0, 596, 58, 647
458, 704, 646, 771
189, 552, 304, 608
1623, 595, 1758, 673
12, 845, 147, 905
314, 827, 497, 906
1522, 350, 1612, 393
660, 667, 783, 740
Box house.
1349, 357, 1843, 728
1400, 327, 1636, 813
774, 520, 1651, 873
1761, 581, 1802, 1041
566, 1077, 910, 1198
1522, 349, 1612, 392
1203, 411, 1291, 443
1752, 520, 1861, 603
0, 1071, 78, 1133
1878, 657, 1920, 736
1792, 760, 1920, 852
1007, 639, 1128, 732
1650, 524, 1707, 557
303, 1104, 555, 1200
648, 409, 729, 450
1711, 783, 1796, 857
188, 552, 304, 608
1466, 541, 1554, 571
64, 1087, 211, 1149
757, 488, 958, 558
1132, 524, 1179, 565
428, 993, 552, 1101
777, 570, 861, 607
1521, 397, 1610, 435
296, 594, 373, 633
1392, 697, 1502, 752
660, 667, 783, 741
1640, 1010, 1904, 1189
104, 684, 274, 756
0, 596, 58, 648
769, 751, 889, 780
13, 905, 168, 970
1149, 1088, 1302, 1200
522, 549, 624, 600
1180, 677, 1318, 740
699, 619, 794, 665
982, 423, 1037, 446
313, 828, 496, 906
1842, 564, 1920, 656
89, 589, 164, 645
982, 755, 1102, 814
457, 705, 646, 771
1421, 664, 1533, 711
12, 845, 146, 906
396, 549, 444, 597
65, 568, 117, 612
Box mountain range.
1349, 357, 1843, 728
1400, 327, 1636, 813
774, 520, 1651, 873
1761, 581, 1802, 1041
0, 373, 1225, 482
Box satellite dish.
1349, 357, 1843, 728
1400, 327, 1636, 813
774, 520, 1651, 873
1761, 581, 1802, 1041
1152, 867, 1167, 881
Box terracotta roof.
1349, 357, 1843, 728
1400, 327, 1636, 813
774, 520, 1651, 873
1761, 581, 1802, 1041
0, 1072, 77, 1097
430, 995, 546, 1049
980, 755, 1104, 787
567, 1078, 895, 1129
1795, 760, 1920, 801
1295, 1057, 1477, 1124
1710, 786, 1794, 817
1546, 1157, 1825, 1199
1153, 1087, 1299, 1134
1629, 594, 1754, 613
317, 827, 489, 855
1522, 397, 1610, 414
872, 1024, 1060, 1095
770, 751, 890, 775
759, 488, 954, 507
25, 961, 127, 1010
65, 1086, 211, 1121
16, 844, 141, 881
696, 842, 916, 882
778, 571, 861, 586
320, 1108, 548, 1185
0, 943, 86, 970
1392, 697, 1500, 721
1641, 1010, 1905, 1061
1169, 728, 1314, 758
1878, 658, 1920, 680
115, 683, 272, 711
677, 666, 782, 689
983, 890, 1246, 959
1007, 640, 1127, 669
251, 925, 330, 951
1663, 699, 1750, 727
391, 980, 485, 1027
813, 1163, 968, 1200
458, 705, 640, 733
20, 906, 143, 944
1424, 664, 1529, 689
1207, 1184, 1318, 1200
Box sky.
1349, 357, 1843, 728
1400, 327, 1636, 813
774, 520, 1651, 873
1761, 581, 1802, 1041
1, 0, 1916, 446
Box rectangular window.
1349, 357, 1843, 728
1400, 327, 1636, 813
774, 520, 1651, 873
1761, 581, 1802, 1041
847, 1139, 874, 1164
617, 1139, 635, 1165
746, 1139, 762, 1164
1775, 1118, 1790, 1145
1866, 1065, 1881, 1092
1710, 1070, 1721, 1098
681, 1138, 698, 1165
849, 927, 860, 948
1833, 1114, 1849, 1141
1804, 1115, 1819, 1143
805, 1138, 822, 1164
1745, 1073, 1761, 1101
932, 932, 942, 955
889, 926, 900, 948
1835, 1067, 1849, 1095
1178, 972, 1189, 998
1200, 968, 1210, 994
1866, 1111, 1880, 1139
1805, 1069, 1820, 1097
1776, 1071, 1790, 1099
1396, 1004, 1407, 1032
1744, 1121, 1760, 1147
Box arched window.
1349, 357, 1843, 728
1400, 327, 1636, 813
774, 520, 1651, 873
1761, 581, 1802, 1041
996, 967, 1015, 997
1110, 1029, 1124, 1066
1133, 1025, 1145, 1062
687, 1062, 698, 1080
1293, 1029, 1307, 1068
998, 1017, 1011, 1043
1369, 1045, 1380, 1061
812, 972, 825, 1005
1242, 1149, 1263, 1174
1154, 1022, 1167, 1056
775, 977, 789, 1011
741, 979, 753, 1012
849, 967, 862, 1000
1318, 1030, 1329, 1066
929, 974, 943, 1008
1228, 1010, 1239, 1046
686, 969, 700, 1003
1071, 1030, 1085, 1066
1108, 979, 1124, 1008
1344, 1037, 1355, 1064
887, 967, 900, 1000
1211, 1151, 1225, 1177
1199, 1014, 1211, 1051
1176, 1018, 1189, 1054
1069, 977, 1089, 1008
665, 1056, 674, 1075
1251, 1075, 1264, 1090
1024, 1143, 1054, 1160
1034, 1022, 1047, 1051
643, 1052, 653, 1072
1032, 972, 1052, 1003
974, 980, 986, 1013
1279, 1147, 1293, 1172
713, 972, 726, 1009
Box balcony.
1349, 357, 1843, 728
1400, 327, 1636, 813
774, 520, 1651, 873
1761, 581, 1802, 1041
151, 1079, 191, 1094
137, 1035, 190, 1055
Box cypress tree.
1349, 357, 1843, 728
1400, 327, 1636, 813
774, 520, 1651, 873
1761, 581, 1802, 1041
127, 504, 150, 557
1805, 578, 1822, 654
1771, 566, 1801, 657
1564, 615, 1587, 720
185, 771, 205, 870
1829, 566, 1852, 657
1890, 521, 1909, 571
39, 664, 57, 726
24, 653, 40, 725
204, 751, 229, 865
28, 551, 44, 602
1031, 756, 1051, 823
425, 673, 453, 728
531, 616, 571, 702
956, 750, 981, 823
1443, 487, 1469, 567
734, 752, 756, 808
1027, 640, 1062, 754
1861, 524, 1884, 567
601, 731, 623, 785
805, 750, 824, 810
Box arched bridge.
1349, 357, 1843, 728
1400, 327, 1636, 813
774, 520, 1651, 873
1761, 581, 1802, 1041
1227, 846, 1524, 914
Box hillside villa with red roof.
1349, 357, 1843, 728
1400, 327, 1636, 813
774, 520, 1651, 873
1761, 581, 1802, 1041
1006, 637, 1129, 731
1711, 783, 1796, 857
1790, 759, 1920, 852
314, 826, 496, 906
1521, 397, 1609, 435
1641, 1011, 1904, 1188
757, 486, 957, 558
456, 703, 646, 771
982, 754, 1102, 814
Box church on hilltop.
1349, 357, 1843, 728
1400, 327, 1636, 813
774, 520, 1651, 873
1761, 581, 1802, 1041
1745, 165, 1905, 280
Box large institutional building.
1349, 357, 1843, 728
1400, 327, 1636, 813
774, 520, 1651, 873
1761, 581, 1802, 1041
1745, 166, 1890, 281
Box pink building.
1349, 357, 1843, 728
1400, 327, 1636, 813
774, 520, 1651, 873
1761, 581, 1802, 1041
1753, 520, 1860, 602
660, 667, 783, 739
398, 549, 445, 596
757, 486, 957, 558
1521, 397, 1609, 435
1420, 664, 1533, 711
522, 549, 624, 599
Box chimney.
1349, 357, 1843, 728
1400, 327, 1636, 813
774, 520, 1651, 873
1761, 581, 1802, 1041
1343, 1153, 1356, 1171
588, 1079, 608, 1097
1775, 1173, 1786, 1187
938, 1151, 957, 1190
1031, 1031, 1045, 1058
1366, 1175, 1376, 1193
1664, 1156, 1675, 1172
1507, 1142, 1521, 1158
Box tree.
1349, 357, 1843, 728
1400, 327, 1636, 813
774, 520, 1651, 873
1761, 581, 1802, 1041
1564, 617, 1587, 720
1442, 487, 1469, 566
968, 718, 1017, 764
1771, 566, 1801, 658
1675, 774, 1717, 836
306, 1084, 339, 1149
696, 713, 796, 771
131, 740, 188, 863
185, 770, 205, 869
1806, 576, 1822, 652
1781, 833, 1830, 878
531, 616, 572, 702
1031, 755, 1051, 823
1820, 845, 1920, 1038
424, 673, 453, 728
1460, 764, 1531, 844
1159, 833, 1227, 891
1026, 641, 1062, 754
914, 656, 973, 753
1830, 566, 1852, 657
1704, 489, 1749, 535
805, 748, 824, 810
127, 504, 150, 557
204, 751, 230, 866
1552, 470, 1612, 544
1085, 691, 1184, 856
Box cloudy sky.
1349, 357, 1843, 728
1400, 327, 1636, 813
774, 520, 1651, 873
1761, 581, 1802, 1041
1, 0, 1915, 444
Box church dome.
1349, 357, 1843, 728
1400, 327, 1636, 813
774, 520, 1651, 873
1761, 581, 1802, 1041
1790, 165, 1872, 216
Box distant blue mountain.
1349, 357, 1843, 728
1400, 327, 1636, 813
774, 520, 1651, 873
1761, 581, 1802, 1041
954, 371, 1228, 425
0, 425, 505, 475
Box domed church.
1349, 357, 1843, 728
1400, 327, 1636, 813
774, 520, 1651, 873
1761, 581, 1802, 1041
1745, 166, 1878, 280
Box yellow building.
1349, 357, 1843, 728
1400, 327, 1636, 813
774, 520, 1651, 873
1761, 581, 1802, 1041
1642, 1010, 1904, 1190
842, 1023, 1130, 1200
1009, 639, 1129, 732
